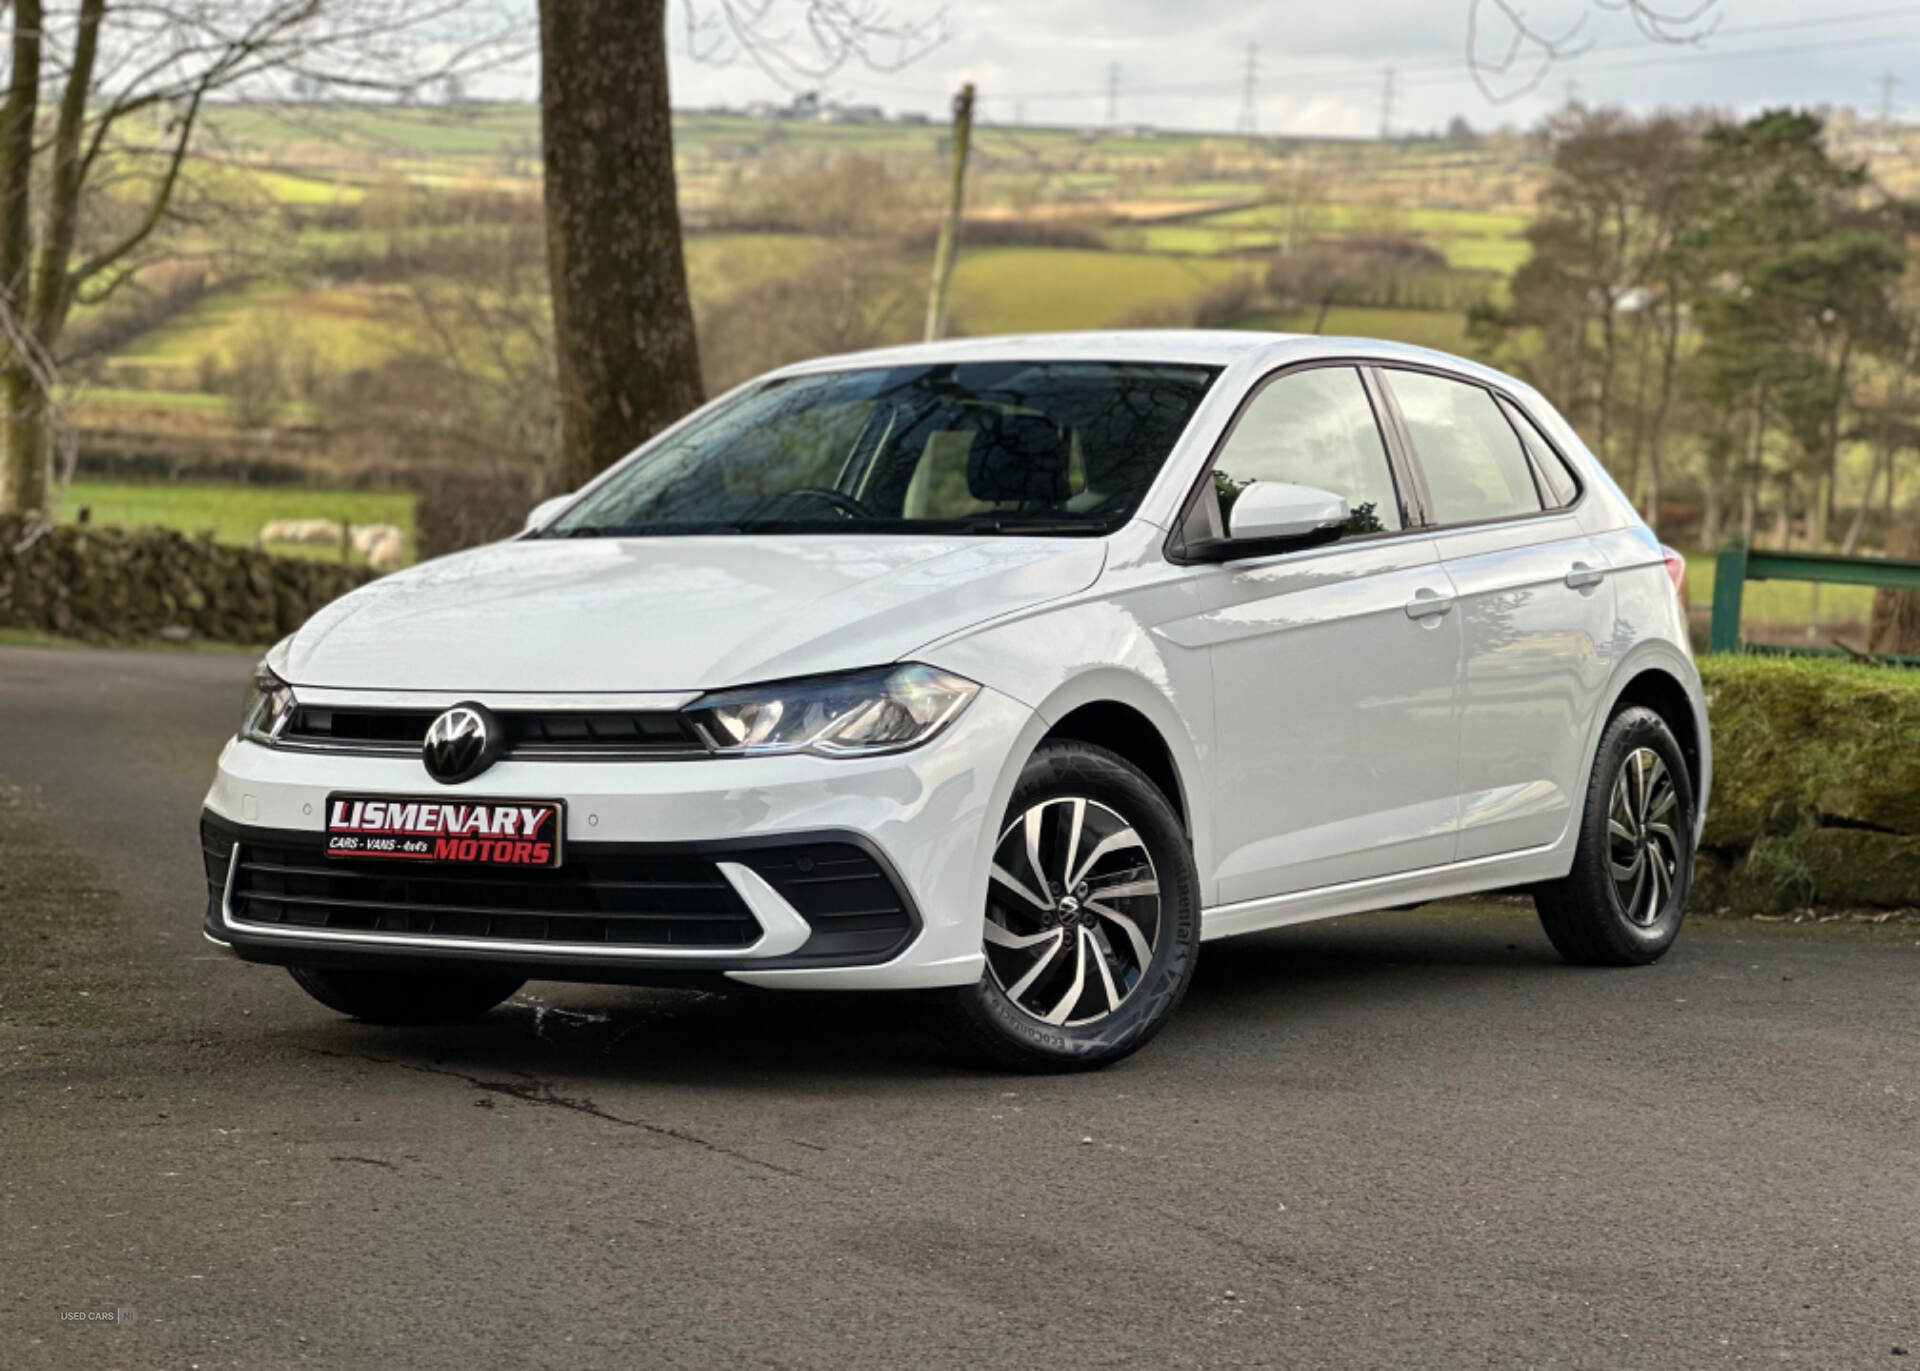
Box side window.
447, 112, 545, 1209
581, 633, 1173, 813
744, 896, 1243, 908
1212, 367, 1402, 535
1502, 399, 1581, 508
1385, 370, 1543, 525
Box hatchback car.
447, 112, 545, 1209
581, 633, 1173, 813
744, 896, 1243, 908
200, 332, 1709, 1070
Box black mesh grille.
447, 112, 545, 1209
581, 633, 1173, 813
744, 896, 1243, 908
749, 845, 917, 962
202, 819, 916, 963
280, 706, 707, 757
217, 833, 760, 949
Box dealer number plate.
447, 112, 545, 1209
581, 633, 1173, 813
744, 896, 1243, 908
324, 795, 565, 868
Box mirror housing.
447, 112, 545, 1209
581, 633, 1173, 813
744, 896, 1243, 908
1184, 481, 1350, 563
523, 494, 574, 534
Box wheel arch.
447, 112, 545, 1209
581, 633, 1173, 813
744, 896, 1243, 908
1041, 700, 1189, 832
1610, 667, 1703, 801
1017, 668, 1215, 903
1587, 646, 1712, 843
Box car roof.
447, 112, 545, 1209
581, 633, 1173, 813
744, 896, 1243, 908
769, 329, 1521, 391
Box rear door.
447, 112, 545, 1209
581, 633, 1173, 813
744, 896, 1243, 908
1377, 367, 1614, 862
1163, 364, 1463, 903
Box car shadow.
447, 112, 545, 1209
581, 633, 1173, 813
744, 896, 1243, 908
278, 905, 1567, 1089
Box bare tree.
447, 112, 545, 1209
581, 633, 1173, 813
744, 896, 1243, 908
683, 0, 946, 89
539, 0, 944, 490
0, 0, 523, 517
1467, 0, 1722, 102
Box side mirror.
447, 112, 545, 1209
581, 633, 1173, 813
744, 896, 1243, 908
1186, 481, 1349, 563
523, 494, 574, 534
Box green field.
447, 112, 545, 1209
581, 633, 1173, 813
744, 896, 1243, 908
1434, 236, 1530, 273
1201, 202, 1529, 238
55, 481, 417, 565
1679, 549, 1877, 630
1237, 304, 1472, 353
950, 247, 1246, 333
106, 279, 411, 381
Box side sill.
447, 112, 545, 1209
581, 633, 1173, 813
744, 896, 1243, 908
1200, 842, 1565, 942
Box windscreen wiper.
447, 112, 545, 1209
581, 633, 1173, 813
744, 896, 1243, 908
949, 517, 1107, 536
549, 523, 746, 538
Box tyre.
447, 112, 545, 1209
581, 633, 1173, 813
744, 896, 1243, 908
936, 740, 1200, 1072
287, 965, 525, 1025
1534, 705, 1695, 966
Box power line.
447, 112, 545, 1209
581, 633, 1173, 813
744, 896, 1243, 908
833, 0, 1920, 105
1237, 43, 1259, 135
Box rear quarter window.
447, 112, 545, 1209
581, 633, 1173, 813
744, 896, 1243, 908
1501, 399, 1582, 509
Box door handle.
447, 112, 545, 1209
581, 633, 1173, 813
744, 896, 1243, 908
1565, 561, 1606, 590
1404, 589, 1455, 620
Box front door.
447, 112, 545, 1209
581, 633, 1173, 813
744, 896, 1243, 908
1162, 364, 1463, 904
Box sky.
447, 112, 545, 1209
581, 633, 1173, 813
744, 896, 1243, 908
631, 0, 1920, 137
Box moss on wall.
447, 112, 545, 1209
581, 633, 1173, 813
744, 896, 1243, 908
1697, 656, 1920, 911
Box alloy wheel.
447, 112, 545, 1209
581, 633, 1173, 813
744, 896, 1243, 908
985, 796, 1162, 1027
1607, 746, 1682, 927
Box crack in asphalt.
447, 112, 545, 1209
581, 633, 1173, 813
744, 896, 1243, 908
303, 1047, 811, 1182
331, 1154, 398, 1170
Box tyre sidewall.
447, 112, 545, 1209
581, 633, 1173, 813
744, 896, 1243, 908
1580, 707, 1695, 960
956, 742, 1200, 1069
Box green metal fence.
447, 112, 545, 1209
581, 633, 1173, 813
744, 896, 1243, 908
1707, 545, 1920, 666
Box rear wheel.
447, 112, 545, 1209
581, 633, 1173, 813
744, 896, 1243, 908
287, 965, 525, 1025
1534, 706, 1695, 966
936, 741, 1200, 1071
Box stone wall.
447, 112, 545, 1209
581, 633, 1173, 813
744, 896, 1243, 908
1695, 655, 1920, 913
0, 517, 374, 645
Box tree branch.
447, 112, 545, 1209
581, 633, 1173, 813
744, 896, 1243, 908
68, 81, 204, 292
1467, 0, 1721, 104
687, 0, 947, 89
29, 0, 105, 342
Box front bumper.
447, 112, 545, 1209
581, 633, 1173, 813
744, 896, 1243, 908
200, 686, 1036, 990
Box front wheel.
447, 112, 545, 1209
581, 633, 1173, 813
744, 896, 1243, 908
936, 741, 1200, 1071
288, 965, 525, 1024
1534, 706, 1695, 966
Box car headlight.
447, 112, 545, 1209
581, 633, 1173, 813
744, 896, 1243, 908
688, 664, 979, 757
240, 663, 296, 744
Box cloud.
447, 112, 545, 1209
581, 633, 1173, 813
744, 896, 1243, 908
645, 0, 1905, 136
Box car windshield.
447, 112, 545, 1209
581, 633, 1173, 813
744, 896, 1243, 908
546, 360, 1218, 538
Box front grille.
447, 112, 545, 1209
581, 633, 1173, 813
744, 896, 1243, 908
201, 820, 917, 963
210, 831, 760, 950
279, 705, 708, 759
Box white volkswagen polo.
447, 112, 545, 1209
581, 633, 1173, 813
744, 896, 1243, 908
201, 331, 1709, 1070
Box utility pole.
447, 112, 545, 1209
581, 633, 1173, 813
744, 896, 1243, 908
1106, 62, 1120, 128
1378, 67, 1395, 142
1878, 71, 1899, 135
924, 82, 975, 342
1236, 43, 1259, 137
1282, 151, 1303, 256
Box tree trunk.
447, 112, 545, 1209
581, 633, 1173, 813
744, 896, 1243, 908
538, 0, 702, 493
1849, 319, 1920, 555
0, 0, 43, 514
1868, 515, 1920, 655
0, 369, 47, 514
1740, 384, 1765, 546
1699, 470, 1722, 549
1843, 440, 1888, 555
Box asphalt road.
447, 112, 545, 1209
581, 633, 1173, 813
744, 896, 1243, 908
3, 644, 1917, 1370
